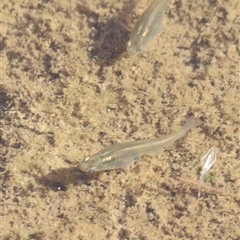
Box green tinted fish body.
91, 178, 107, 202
127, 0, 169, 54
79, 117, 202, 172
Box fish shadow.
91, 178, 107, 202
89, 18, 129, 66
76, 0, 138, 66
35, 167, 100, 191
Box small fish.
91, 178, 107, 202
127, 0, 169, 54
79, 117, 202, 172
198, 146, 217, 198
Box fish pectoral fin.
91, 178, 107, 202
133, 155, 140, 162
145, 149, 161, 156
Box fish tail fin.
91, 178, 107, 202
183, 116, 203, 131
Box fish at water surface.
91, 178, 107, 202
79, 117, 202, 172
127, 0, 170, 54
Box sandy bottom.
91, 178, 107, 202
1, 0, 239, 239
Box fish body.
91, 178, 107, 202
79, 117, 202, 172
127, 0, 169, 54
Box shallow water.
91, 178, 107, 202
1, 0, 239, 239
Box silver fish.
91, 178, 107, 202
127, 0, 169, 54
79, 117, 202, 172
